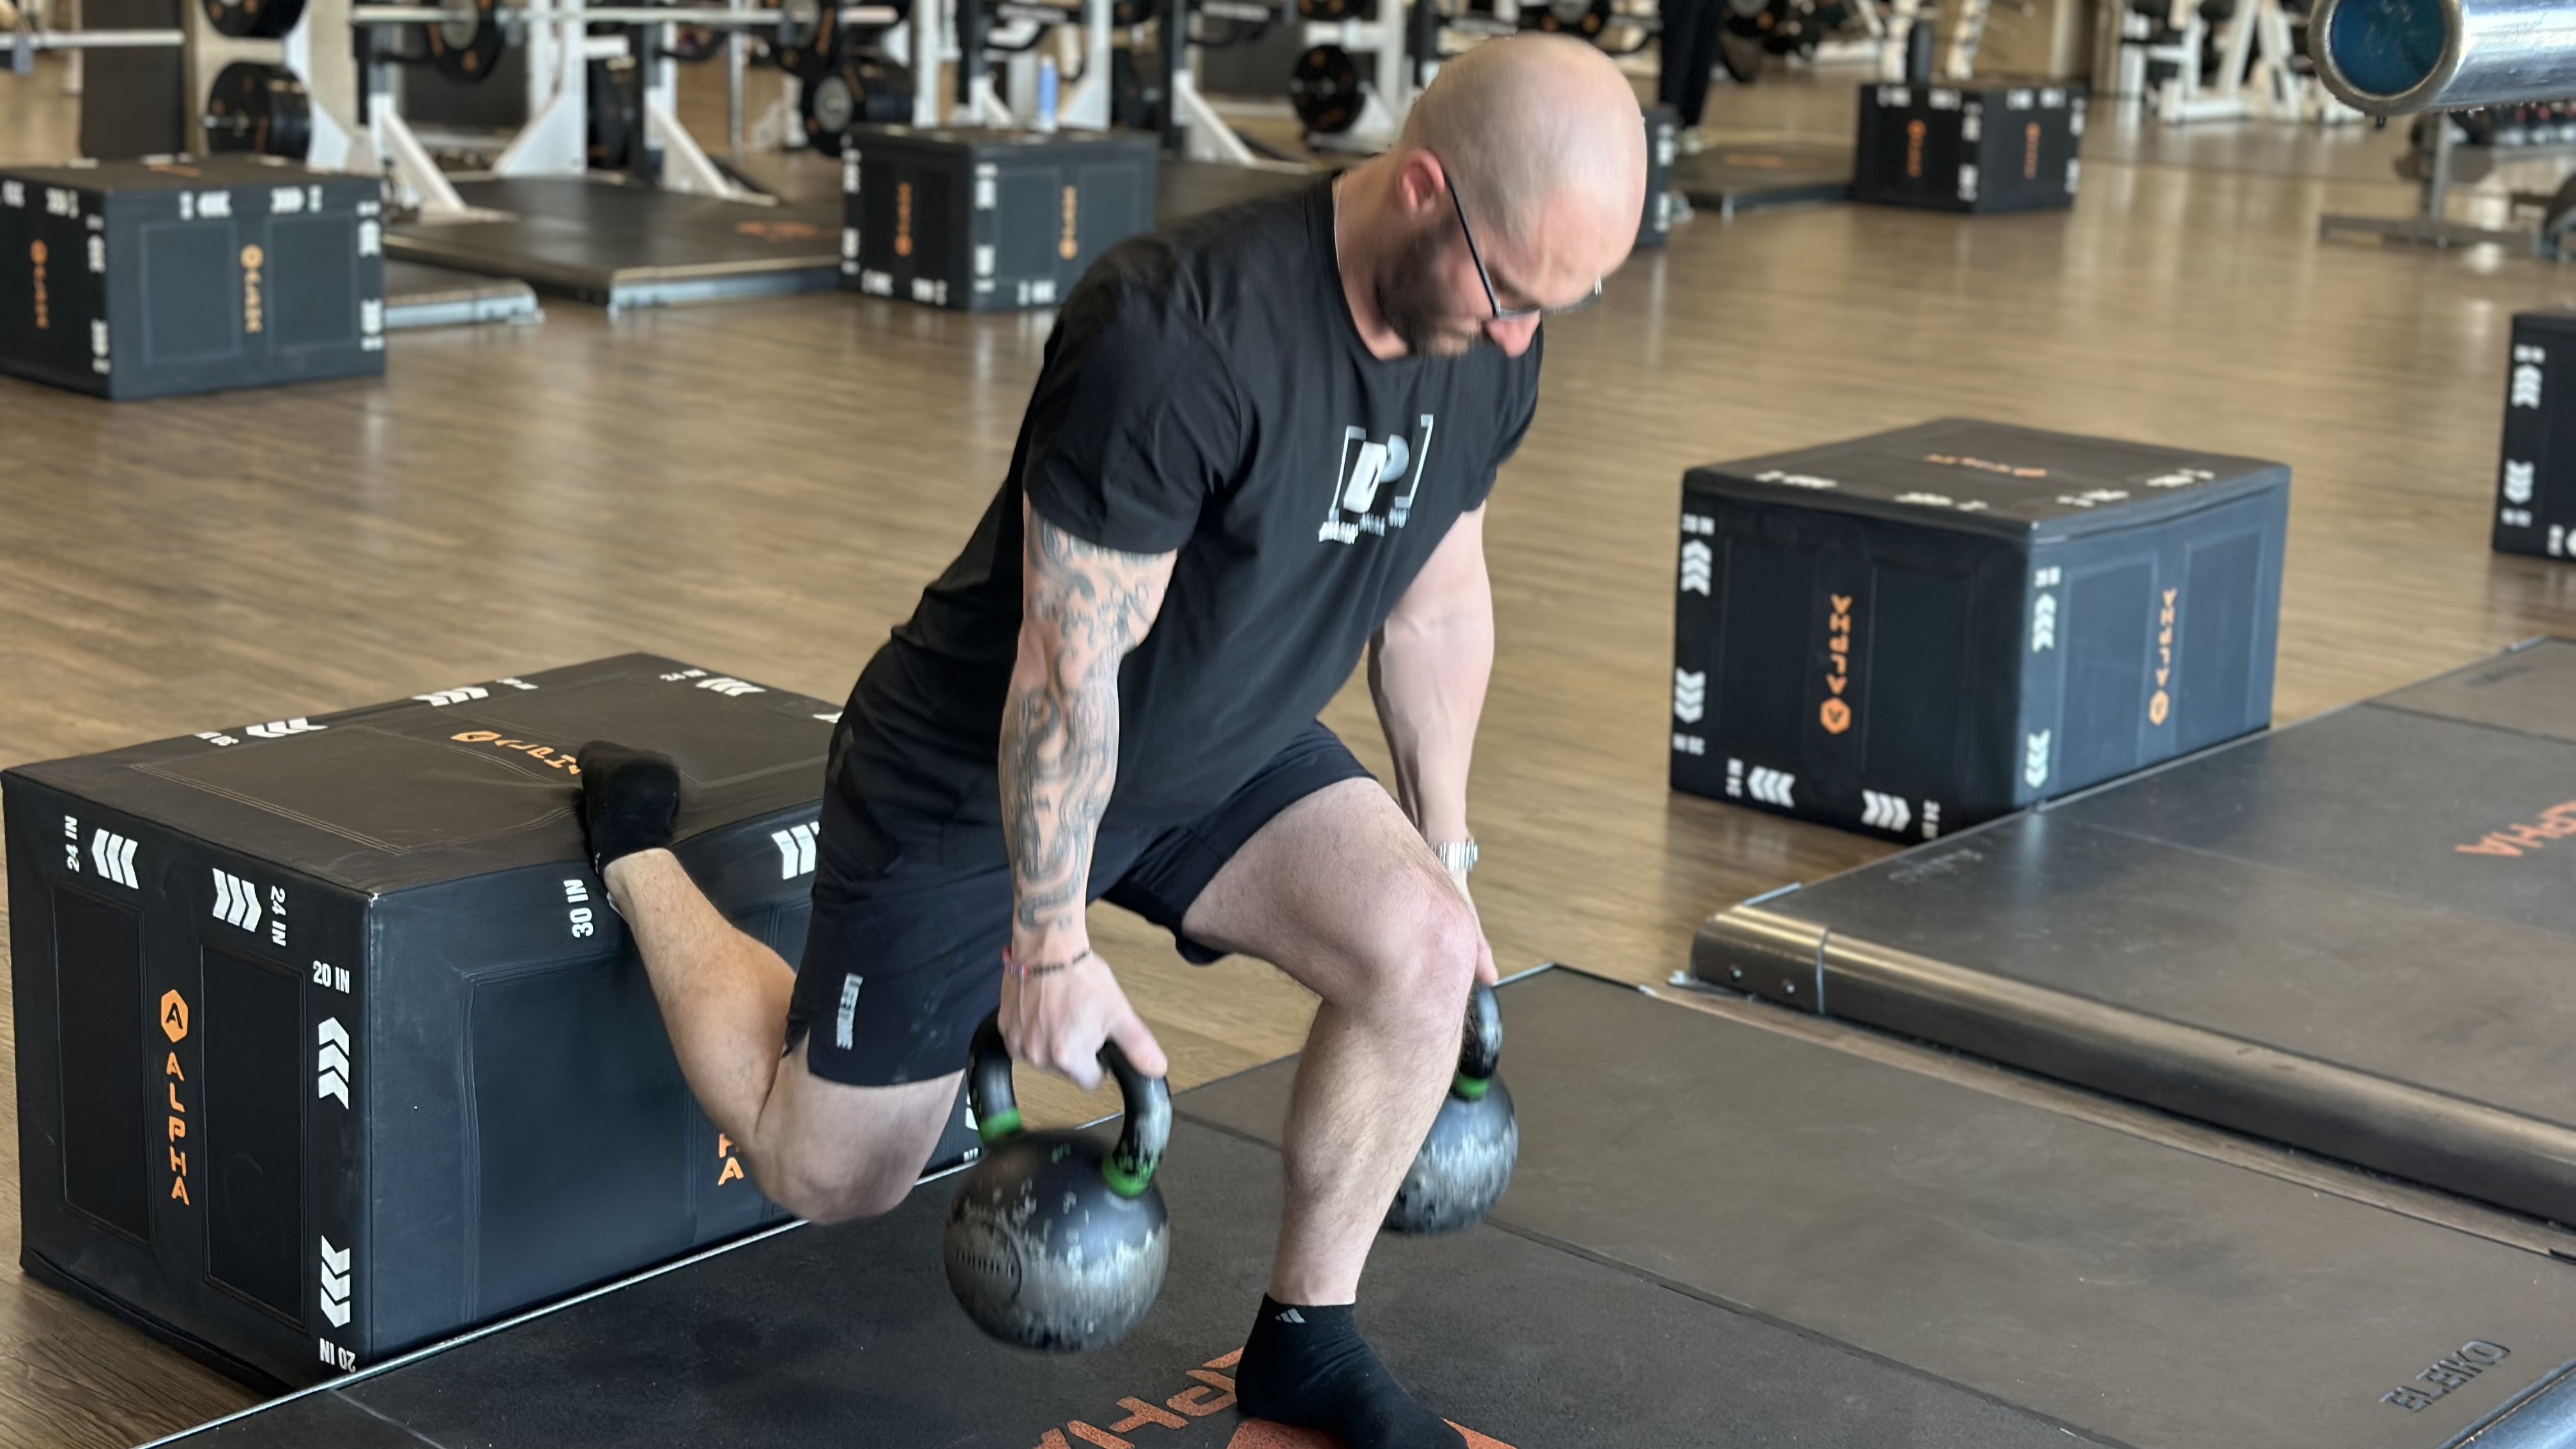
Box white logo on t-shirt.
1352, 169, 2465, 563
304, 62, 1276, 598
1319, 415, 1437, 545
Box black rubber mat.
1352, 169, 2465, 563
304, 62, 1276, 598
1184, 970, 2576, 1449
1693, 637, 2576, 1225
382, 167, 1318, 312
158, 1114, 2078, 1448
383, 179, 844, 311
1669, 141, 1852, 217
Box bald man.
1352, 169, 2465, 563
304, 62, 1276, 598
574, 35, 1645, 1448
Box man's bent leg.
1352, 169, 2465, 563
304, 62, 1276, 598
1176, 777, 1480, 1449
602, 847, 954, 1223
1179, 778, 1481, 1302
602, 848, 797, 1147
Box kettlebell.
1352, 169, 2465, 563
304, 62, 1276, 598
944, 1014, 1172, 1352
1384, 982, 1517, 1235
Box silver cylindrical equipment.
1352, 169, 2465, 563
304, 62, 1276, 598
2309, 0, 2576, 115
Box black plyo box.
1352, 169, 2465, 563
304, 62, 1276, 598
2494, 310, 2576, 560
4, 656, 977, 1390
1672, 419, 2288, 839
840, 125, 1160, 310
1639, 104, 1678, 250
0, 155, 385, 400
1852, 80, 2084, 213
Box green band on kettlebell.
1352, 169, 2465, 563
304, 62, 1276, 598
1452, 1072, 1490, 1101
1101, 1158, 1154, 1200
977, 1108, 1023, 1144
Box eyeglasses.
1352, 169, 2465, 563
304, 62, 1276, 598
1443, 170, 1604, 323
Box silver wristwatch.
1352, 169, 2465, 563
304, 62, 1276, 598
1431, 838, 1479, 875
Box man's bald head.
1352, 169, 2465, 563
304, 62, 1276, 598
1400, 34, 1647, 256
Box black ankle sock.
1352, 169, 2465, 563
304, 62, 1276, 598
1236, 1296, 1464, 1449
574, 740, 681, 872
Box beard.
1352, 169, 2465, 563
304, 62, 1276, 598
1376, 225, 1491, 359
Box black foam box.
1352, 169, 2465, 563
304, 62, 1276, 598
1639, 103, 1678, 250
839, 125, 1160, 310
0, 154, 385, 399
2495, 310, 2576, 561
4, 656, 977, 1390
1852, 80, 2084, 213
1672, 419, 2288, 839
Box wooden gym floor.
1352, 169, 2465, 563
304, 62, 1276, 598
8, 54, 2576, 1448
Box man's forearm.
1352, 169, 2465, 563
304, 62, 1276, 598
1001, 509, 1174, 963
1367, 611, 1494, 844
999, 668, 1120, 959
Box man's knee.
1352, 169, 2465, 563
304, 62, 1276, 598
746, 1070, 956, 1225
755, 1145, 920, 1225
1347, 880, 1480, 1031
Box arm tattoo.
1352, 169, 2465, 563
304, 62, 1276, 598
1000, 509, 1175, 946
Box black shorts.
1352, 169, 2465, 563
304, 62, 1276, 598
785, 720, 1372, 1087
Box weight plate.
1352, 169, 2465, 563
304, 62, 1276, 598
664, 22, 725, 60
1717, 24, 1763, 80
1287, 43, 1363, 135
424, 0, 506, 82
1528, 0, 1607, 35
801, 53, 910, 156
1756, 0, 1809, 54
202, 0, 307, 40
772, 0, 841, 79
805, 72, 857, 154
203, 61, 312, 160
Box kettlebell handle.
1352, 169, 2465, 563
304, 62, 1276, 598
1453, 982, 1502, 1101
966, 1013, 1172, 1200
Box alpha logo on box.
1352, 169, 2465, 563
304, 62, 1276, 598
452, 731, 581, 775
2149, 587, 2179, 727
1820, 594, 1856, 736
163, 990, 193, 1207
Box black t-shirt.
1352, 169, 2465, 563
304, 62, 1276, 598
832, 179, 1542, 860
